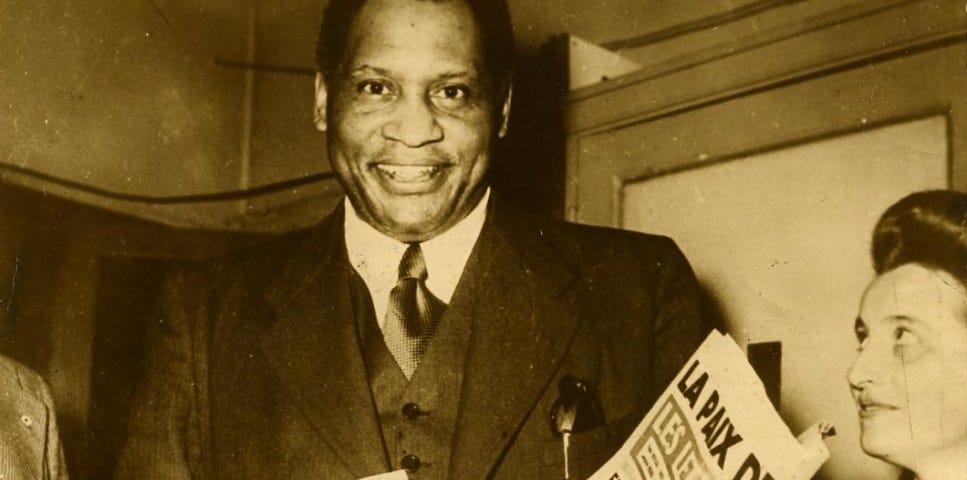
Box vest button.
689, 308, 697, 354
401, 454, 421, 472
402, 402, 422, 419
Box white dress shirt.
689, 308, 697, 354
344, 189, 490, 329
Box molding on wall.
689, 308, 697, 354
566, 42, 966, 225
566, 0, 966, 135
564, 4, 966, 227
609, 112, 953, 228
0, 165, 342, 232
600, 0, 808, 52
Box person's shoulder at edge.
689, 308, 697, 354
0, 354, 69, 480
0, 354, 54, 404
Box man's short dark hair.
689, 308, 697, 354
316, 0, 514, 94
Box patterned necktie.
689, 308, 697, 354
384, 243, 447, 379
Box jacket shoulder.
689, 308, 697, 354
507, 207, 684, 266
162, 223, 320, 290
0, 355, 54, 406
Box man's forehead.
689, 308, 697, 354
348, 64, 480, 81
340, 0, 484, 74
348, 0, 477, 39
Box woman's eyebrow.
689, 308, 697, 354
885, 315, 937, 335
887, 315, 915, 325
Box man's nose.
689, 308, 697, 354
382, 95, 443, 147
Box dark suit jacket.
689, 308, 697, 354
116, 197, 711, 480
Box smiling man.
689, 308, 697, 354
116, 0, 711, 479
322, 0, 505, 244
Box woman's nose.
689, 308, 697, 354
381, 95, 443, 147
847, 346, 883, 389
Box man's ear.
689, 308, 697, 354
314, 72, 328, 132
498, 84, 512, 138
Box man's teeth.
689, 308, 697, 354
376, 164, 441, 182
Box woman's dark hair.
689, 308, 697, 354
871, 190, 967, 285
315, 0, 514, 96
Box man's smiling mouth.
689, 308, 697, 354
374, 164, 447, 183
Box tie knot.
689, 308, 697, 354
398, 243, 428, 281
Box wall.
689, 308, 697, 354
0, 0, 337, 232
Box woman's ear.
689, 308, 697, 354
498, 84, 512, 138
314, 72, 328, 132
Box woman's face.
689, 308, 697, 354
848, 263, 967, 466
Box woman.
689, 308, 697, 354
848, 190, 967, 480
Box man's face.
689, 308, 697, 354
324, 0, 508, 242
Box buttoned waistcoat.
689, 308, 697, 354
115, 196, 711, 480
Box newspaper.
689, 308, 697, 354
587, 331, 830, 480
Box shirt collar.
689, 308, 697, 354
344, 189, 490, 307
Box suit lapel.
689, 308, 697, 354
259, 207, 388, 478
450, 200, 584, 479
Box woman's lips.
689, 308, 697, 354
858, 396, 900, 418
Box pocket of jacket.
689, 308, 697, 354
539, 411, 642, 478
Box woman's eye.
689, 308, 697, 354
854, 320, 868, 351
892, 326, 929, 361
894, 328, 920, 346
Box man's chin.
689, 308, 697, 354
354, 190, 482, 241
381, 221, 449, 243
369, 207, 455, 242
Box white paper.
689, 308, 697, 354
358, 469, 408, 480
587, 331, 831, 480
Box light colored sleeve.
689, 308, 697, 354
0, 356, 69, 480
37, 370, 68, 480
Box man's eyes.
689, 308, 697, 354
428, 84, 473, 110
351, 81, 474, 109
357, 80, 393, 97
434, 85, 468, 100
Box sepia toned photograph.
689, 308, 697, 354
1, 1, 965, 479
